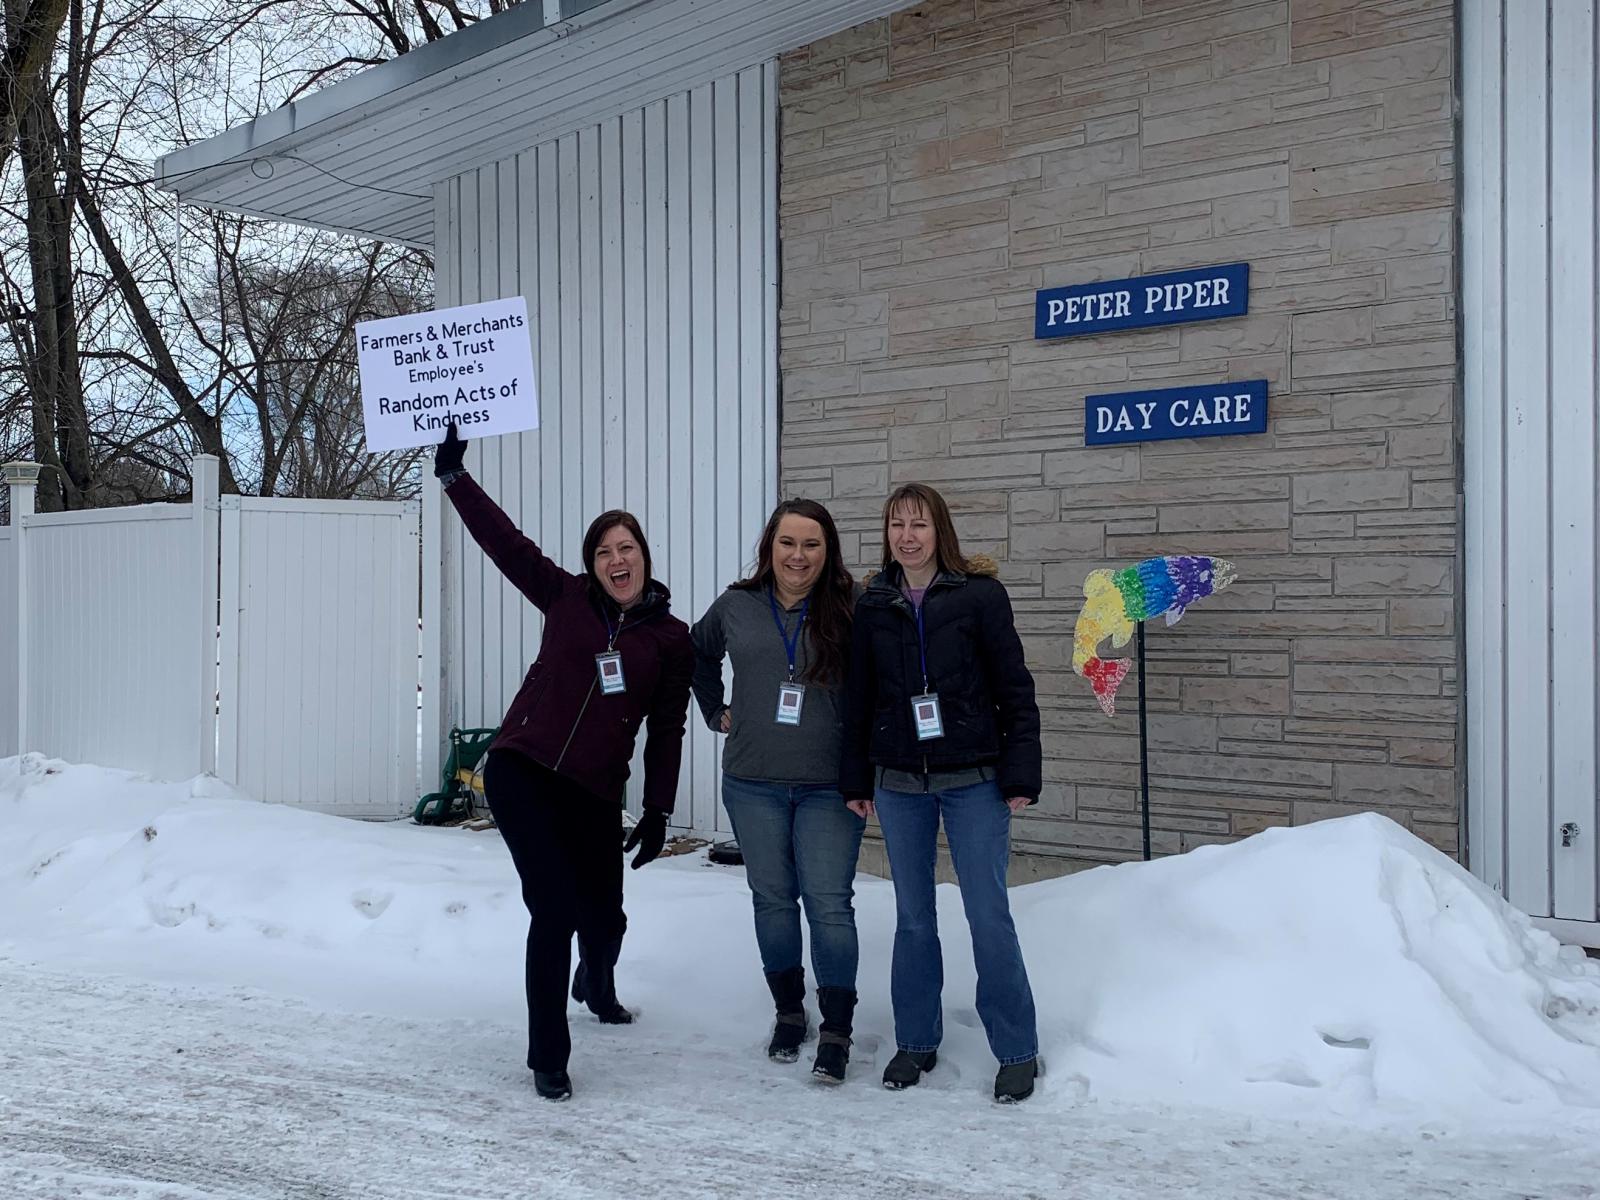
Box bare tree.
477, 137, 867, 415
186, 217, 432, 497
1, 0, 516, 510
0, 0, 71, 179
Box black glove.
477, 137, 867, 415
433, 421, 466, 478
624, 808, 668, 870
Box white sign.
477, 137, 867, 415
356, 296, 538, 452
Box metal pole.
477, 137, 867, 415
1137, 620, 1151, 862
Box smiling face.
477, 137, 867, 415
770, 514, 826, 599
593, 524, 647, 608
887, 500, 937, 579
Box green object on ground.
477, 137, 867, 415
413, 726, 499, 824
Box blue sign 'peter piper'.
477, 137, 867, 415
1086, 379, 1268, 446
1035, 262, 1249, 339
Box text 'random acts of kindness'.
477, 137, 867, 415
356, 296, 539, 452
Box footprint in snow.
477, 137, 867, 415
147, 900, 196, 928
852, 1032, 883, 1066
1054, 1072, 1091, 1105
1318, 1030, 1372, 1050
351, 889, 393, 919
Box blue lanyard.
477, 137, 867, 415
604, 610, 625, 650
914, 599, 929, 692
768, 588, 809, 683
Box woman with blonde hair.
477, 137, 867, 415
840, 482, 1043, 1103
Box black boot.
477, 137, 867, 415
764, 967, 808, 1062
533, 1070, 572, 1102
571, 937, 634, 1025
811, 987, 856, 1084
993, 1058, 1039, 1104
882, 1049, 937, 1090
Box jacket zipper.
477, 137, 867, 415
554, 677, 597, 773
886, 572, 959, 788
552, 603, 652, 774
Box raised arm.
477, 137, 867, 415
435, 423, 574, 613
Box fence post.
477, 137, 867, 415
3, 462, 40, 757
192, 456, 220, 776
420, 475, 445, 802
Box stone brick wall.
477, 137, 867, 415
777, 0, 1460, 867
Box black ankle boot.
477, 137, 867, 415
533, 1070, 572, 1101
993, 1058, 1039, 1104
882, 1049, 937, 1090
811, 987, 856, 1084
764, 967, 807, 1062
572, 937, 634, 1024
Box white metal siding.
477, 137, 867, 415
0, 528, 16, 759
218, 497, 420, 817
1464, 0, 1600, 923
22, 507, 208, 780
433, 63, 778, 835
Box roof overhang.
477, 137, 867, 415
156, 0, 904, 247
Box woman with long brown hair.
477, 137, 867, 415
690, 499, 865, 1083
840, 482, 1043, 1104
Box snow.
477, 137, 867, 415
3, 752, 1600, 1198
1022, 814, 1600, 1113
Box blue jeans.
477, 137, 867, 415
874, 779, 1039, 1065
721, 774, 866, 989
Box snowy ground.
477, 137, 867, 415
3, 754, 1600, 1199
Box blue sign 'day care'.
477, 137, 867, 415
1086, 379, 1268, 446
1035, 262, 1249, 339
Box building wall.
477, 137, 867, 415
433, 64, 780, 835
777, 0, 1460, 867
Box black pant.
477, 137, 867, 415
484, 749, 625, 1072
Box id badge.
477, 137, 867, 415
775, 683, 806, 726
911, 692, 944, 741
595, 651, 626, 695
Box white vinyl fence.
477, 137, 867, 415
2, 457, 422, 817
9, 459, 219, 782
219, 496, 420, 817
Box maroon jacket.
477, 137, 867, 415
445, 474, 693, 814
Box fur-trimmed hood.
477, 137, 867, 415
861, 553, 999, 590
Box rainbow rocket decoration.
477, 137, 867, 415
1072, 555, 1236, 716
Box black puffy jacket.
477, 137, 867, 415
840, 557, 1042, 802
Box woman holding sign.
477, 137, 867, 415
689, 500, 865, 1083
435, 423, 693, 1103
840, 483, 1043, 1104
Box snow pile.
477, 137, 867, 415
0, 754, 535, 1015
1015, 813, 1600, 1113
3, 751, 1599, 1119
